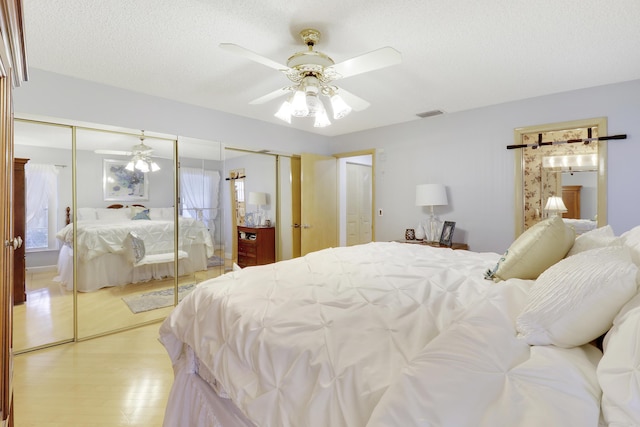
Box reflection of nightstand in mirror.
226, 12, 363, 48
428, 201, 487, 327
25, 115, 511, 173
396, 240, 469, 250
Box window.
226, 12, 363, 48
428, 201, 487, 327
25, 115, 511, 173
179, 167, 221, 230
25, 163, 58, 250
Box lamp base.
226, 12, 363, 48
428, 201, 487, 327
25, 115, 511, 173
426, 215, 442, 243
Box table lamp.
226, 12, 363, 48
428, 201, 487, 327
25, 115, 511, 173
248, 191, 267, 225
545, 195, 567, 218
416, 184, 448, 243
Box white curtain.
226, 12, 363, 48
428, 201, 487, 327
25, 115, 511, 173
25, 163, 58, 249
180, 167, 221, 236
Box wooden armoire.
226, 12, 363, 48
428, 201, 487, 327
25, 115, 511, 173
12, 159, 28, 305
0, 2, 28, 427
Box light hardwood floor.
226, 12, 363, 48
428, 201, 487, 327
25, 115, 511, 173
12, 255, 235, 426
13, 322, 173, 427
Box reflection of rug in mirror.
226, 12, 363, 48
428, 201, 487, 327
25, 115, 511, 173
122, 283, 196, 314
207, 255, 224, 268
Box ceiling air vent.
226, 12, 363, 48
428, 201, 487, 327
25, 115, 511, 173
416, 110, 444, 118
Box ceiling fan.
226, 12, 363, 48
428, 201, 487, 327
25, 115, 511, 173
220, 29, 402, 127
94, 132, 163, 172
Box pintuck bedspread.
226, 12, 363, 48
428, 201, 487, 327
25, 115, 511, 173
159, 241, 604, 427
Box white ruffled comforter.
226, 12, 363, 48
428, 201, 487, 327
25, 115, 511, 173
56, 217, 214, 261
160, 242, 602, 427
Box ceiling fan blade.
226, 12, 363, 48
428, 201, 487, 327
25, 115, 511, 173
94, 149, 132, 156
335, 88, 370, 111
328, 47, 402, 80
249, 87, 292, 105
219, 43, 290, 72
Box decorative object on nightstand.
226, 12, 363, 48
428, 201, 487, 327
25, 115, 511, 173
416, 183, 448, 243
439, 221, 456, 247
544, 195, 567, 218
248, 191, 267, 225
415, 222, 426, 240
405, 228, 415, 240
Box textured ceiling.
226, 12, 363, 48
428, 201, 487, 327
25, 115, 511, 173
22, 0, 640, 137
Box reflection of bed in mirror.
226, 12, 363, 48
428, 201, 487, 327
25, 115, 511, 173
55, 205, 214, 292
562, 185, 597, 234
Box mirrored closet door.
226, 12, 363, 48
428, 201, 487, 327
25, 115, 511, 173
75, 127, 179, 339
13, 117, 227, 350
13, 119, 74, 352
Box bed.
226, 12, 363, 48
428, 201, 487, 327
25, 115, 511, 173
159, 216, 640, 427
55, 206, 215, 292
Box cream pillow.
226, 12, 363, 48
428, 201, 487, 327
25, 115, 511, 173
566, 224, 619, 257
96, 208, 129, 221
598, 292, 640, 426
620, 225, 640, 266
516, 245, 638, 348
485, 216, 574, 282
77, 207, 97, 221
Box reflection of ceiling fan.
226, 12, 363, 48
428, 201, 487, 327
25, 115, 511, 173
220, 29, 401, 127
94, 132, 162, 172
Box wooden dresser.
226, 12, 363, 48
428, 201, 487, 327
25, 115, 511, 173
237, 226, 275, 268
562, 185, 582, 219
12, 158, 28, 305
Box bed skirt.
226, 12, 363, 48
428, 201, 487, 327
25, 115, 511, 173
56, 243, 209, 292
163, 347, 255, 427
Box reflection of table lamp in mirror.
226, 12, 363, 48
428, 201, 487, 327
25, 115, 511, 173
545, 194, 567, 218
415, 184, 448, 243
248, 191, 267, 226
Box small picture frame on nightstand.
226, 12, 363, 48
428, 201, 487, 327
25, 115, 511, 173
439, 221, 456, 247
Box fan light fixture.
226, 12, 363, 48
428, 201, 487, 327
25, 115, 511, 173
275, 76, 352, 127
126, 131, 161, 173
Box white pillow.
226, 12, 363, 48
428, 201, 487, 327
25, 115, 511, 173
620, 225, 640, 266
95, 208, 129, 222
598, 292, 640, 426
485, 216, 575, 282
516, 245, 638, 348
77, 207, 97, 221
566, 224, 619, 257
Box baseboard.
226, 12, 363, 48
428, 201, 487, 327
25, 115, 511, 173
26, 265, 57, 273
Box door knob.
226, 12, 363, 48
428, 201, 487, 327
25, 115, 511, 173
5, 236, 22, 249
292, 223, 301, 228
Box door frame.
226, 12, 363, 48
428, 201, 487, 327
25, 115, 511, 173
333, 149, 376, 243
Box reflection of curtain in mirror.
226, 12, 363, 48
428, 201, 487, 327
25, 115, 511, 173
25, 163, 58, 249
180, 167, 221, 241
522, 128, 597, 229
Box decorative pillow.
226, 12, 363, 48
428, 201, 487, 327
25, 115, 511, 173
620, 225, 640, 266
127, 231, 146, 263
515, 245, 638, 348
598, 292, 640, 426
96, 208, 129, 221
132, 209, 151, 220
149, 208, 163, 220
77, 207, 97, 221
485, 216, 575, 282
566, 224, 619, 257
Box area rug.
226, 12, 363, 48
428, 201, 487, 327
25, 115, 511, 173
122, 283, 196, 314
207, 255, 225, 268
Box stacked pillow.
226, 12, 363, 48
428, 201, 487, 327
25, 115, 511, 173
508, 223, 640, 425
485, 216, 574, 282
515, 244, 638, 348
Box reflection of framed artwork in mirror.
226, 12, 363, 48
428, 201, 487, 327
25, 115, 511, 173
439, 221, 456, 247
103, 159, 149, 201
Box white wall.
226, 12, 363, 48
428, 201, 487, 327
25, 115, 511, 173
330, 79, 640, 253
14, 70, 640, 254
15, 69, 332, 155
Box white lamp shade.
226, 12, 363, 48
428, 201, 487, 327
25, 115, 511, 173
415, 184, 448, 207
544, 195, 567, 213
248, 192, 267, 206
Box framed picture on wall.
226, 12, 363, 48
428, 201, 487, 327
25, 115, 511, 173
103, 159, 149, 201
439, 221, 456, 247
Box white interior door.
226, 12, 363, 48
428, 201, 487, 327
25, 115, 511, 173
346, 162, 372, 246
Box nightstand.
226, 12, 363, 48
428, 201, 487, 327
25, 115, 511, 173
237, 226, 276, 268
396, 240, 469, 250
